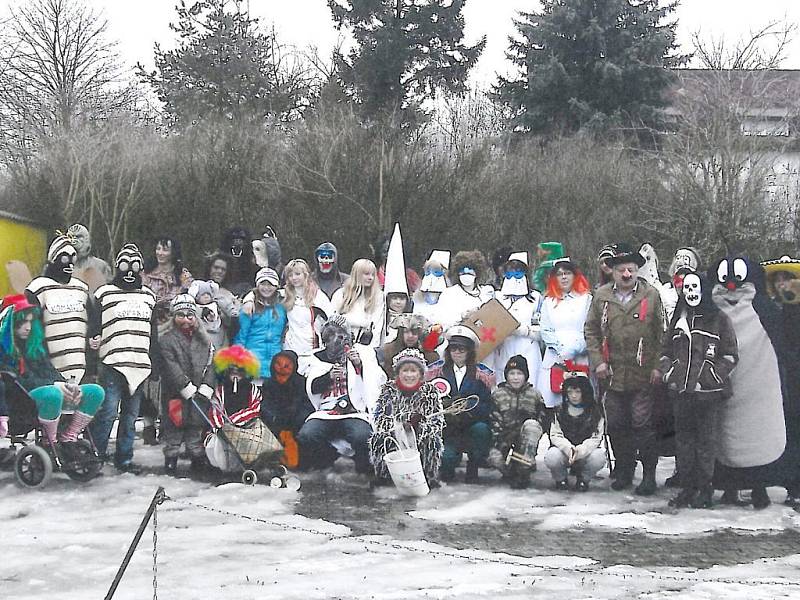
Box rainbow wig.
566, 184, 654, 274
0, 306, 46, 361
213, 345, 260, 379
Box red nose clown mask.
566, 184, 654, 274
273, 355, 295, 384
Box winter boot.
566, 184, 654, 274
554, 479, 569, 491
142, 425, 159, 446
719, 489, 747, 506
635, 464, 657, 496
59, 412, 93, 443
575, 478, 590, 492
465, 461, 479, 484
508, 466, 531, 490
690, 486, 713, 509
164, 456, 178, 476
751, 487, 771, 510
668, 488, 696, 508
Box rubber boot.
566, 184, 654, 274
751, 487, 771, 510
59, 411, 92, 443
668, 487, 696, 508
635, 463, 657, 496
465, 461, 479, 484
164, 456, 178, 476
690, 485, 713, 509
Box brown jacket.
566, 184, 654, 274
584, 281, 664, 392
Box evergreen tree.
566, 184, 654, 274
329, 0, 485, 127
495, 0, 685, 135
138, 0, 313, 128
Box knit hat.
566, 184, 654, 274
170, 293, 197, 315
504, 354, 529, 380
115, 243, 143, 269
392, 347, 427, 373
255, 267, 279, 286
47, 234, 77, 264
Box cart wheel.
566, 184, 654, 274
15, 445, 53, 489
242, 469, 258, 486
64, 440, 103, 482
284, 475, 302, 491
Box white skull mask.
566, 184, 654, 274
683, 273, 702, 307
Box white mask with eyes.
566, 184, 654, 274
683, 273, 702, 307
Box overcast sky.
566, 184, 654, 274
4, 0, 800, 85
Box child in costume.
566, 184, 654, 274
544, 373, 606, 491
0, 294, 104, 454
234, 267, 288, 381
370, 348, 444, 486
488, 355, 548, 489
188, 279, 229, 349
426, 325, 494, 483
204, 345, 265, 472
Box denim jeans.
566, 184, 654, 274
89, 366, 144, 465
297, 417, 372, 473
440, 421, 492, 476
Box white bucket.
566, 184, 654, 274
384, 448, 430, 497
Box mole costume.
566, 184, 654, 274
710, 256, 793, 508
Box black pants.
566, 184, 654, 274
674, 393, 719, 489
605, 388, 657, 477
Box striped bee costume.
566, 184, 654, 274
25, 235, 90, 383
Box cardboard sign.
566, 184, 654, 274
462, 298, 519, 362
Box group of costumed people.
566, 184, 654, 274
1, 222, 798, 510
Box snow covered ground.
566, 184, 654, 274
2, 439, 800, 600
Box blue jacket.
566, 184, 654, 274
234, 304, 288, 378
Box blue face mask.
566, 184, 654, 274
504, 270, 526, 280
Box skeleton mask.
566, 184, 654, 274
317, 249, 335, 274
683, 273, 702, 308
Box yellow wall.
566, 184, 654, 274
0, 215, 47, 296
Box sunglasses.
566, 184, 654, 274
504, 270, 526, 279
449, 344, 468, 352
318, 252, 334, 259
425, 268, 445, 277
458, 267, 476, 275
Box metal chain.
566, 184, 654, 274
152, 502, 158, 600
165, 495, 800, 590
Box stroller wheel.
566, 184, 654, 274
242, 469, 258, 486
284, 475, 302, 491
64, 440, 103, 482
15, 445, 53, 489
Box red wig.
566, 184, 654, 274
545, 269, 591, 302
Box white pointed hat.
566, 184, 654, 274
506, 251, 528, 267
384, 223, 409, 296
427, 250, 451, 270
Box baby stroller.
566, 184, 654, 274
2, 372, 103, 489
193, 397, 300, 489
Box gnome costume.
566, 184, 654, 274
89, 244, 157, 470
492, 251, 543, 387
411, 250, 450, 325
381, 223, 412, 344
